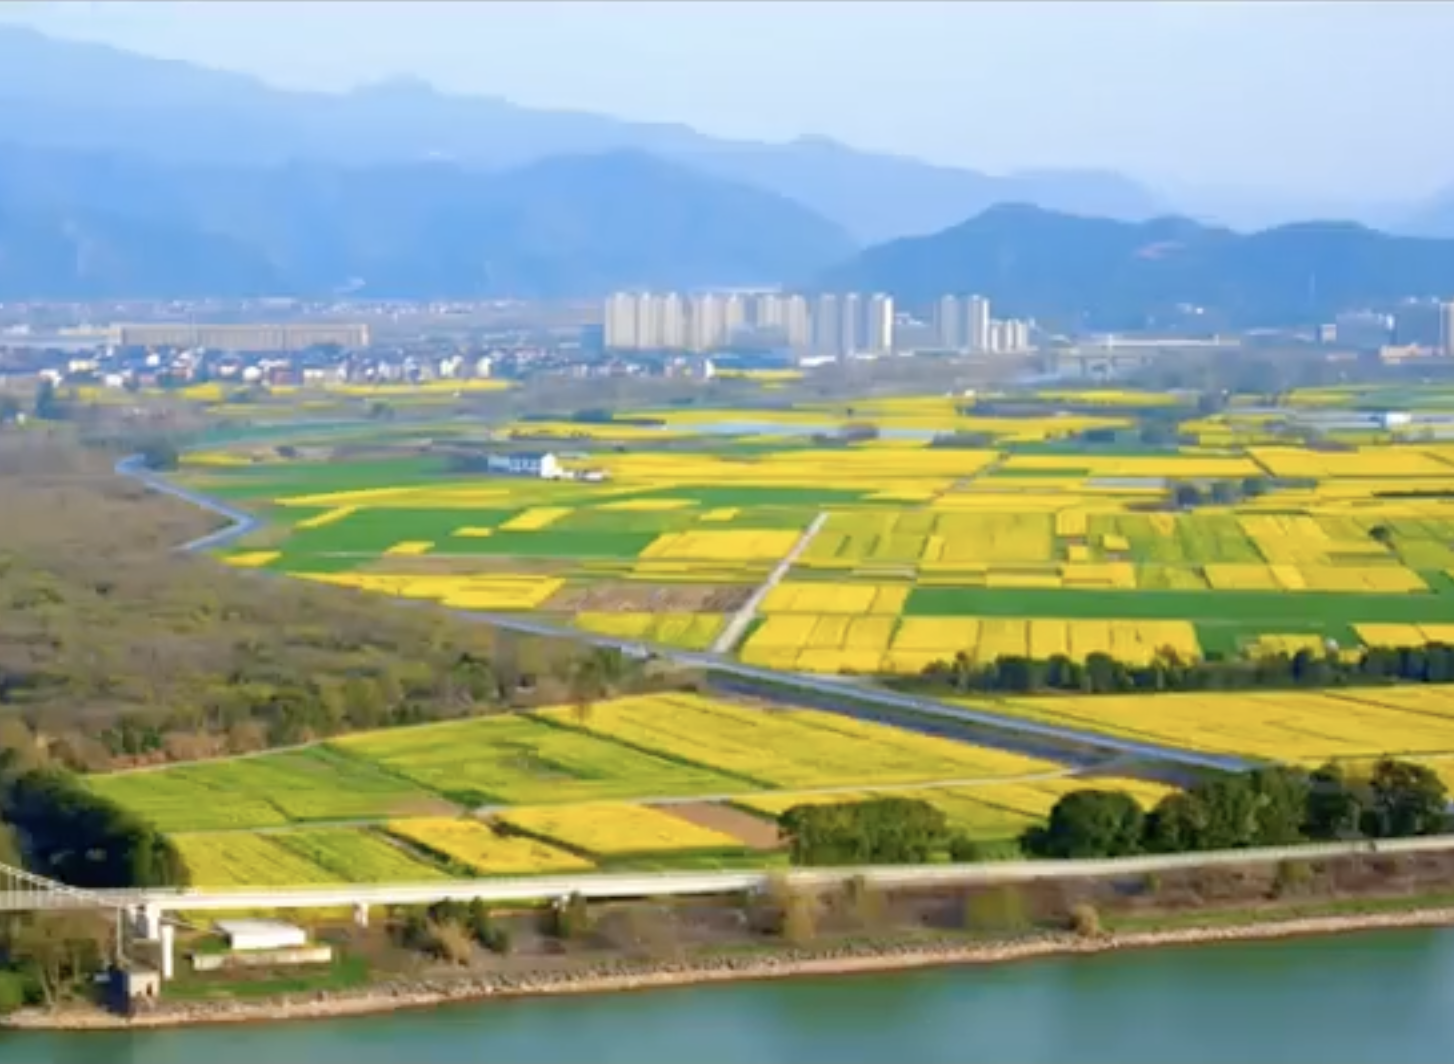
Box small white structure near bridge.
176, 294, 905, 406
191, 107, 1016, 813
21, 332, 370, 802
485, 451, 562, 479
215, 918, 308, 952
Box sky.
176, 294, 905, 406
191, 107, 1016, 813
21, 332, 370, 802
1, 1, 1450, 202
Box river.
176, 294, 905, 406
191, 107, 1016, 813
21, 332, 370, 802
4, 928, 1454, 1063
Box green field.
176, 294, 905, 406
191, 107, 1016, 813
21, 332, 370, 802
172, 827, 452, 887
87, 747, 453, 832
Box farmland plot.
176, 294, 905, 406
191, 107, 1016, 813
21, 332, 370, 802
498, 802, 748, 857
333, 713, 749, 805
175, 833, 341, 888
387, 818, 593, 875
271, 828, 452, 881
90, 747, 450, 832
542, 693, 1065, 789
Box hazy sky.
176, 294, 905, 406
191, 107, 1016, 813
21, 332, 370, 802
2, 1, 1450, 200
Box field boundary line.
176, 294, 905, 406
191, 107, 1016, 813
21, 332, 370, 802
711, 511, 829, 654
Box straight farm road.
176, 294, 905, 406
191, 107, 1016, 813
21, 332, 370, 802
710, 511, 828, 654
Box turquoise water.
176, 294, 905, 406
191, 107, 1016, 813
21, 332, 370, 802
4, 929, 1454, 1063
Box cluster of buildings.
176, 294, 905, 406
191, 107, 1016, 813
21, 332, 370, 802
1328, 300, 1454, 356
602, 291, 1035, 358
931, 295, 1032, 354
603, 291, 895, 357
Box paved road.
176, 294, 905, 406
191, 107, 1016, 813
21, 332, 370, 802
115, 456, 1256, 776
711, 511, 828, 654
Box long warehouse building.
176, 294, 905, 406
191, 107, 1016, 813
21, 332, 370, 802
111, 323, 371, 351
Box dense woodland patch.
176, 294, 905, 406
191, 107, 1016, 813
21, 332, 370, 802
0, 432, 668, 774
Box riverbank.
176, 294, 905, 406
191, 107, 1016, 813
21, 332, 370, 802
11, 903, 1454, 1031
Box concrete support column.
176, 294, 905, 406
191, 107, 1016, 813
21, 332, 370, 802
353, 902, 370, 928
159, 923, 175, 981
135, 904, 162, 942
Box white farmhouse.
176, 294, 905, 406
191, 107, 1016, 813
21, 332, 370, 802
485, 451, 562, 479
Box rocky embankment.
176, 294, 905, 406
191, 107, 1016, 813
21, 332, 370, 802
12, 906, 1454, 1031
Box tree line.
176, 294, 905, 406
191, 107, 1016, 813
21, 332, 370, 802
778, 798, 997, 866
910, 643, 1454, 696
1023, 757, 1449, 860
777, 757, 1449, 869
2, 768, 187, 889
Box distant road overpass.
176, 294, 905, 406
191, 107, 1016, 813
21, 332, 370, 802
115, 455, 1255, 777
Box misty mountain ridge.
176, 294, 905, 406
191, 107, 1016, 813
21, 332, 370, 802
817, 203, 1454, 329
0, 143, 853, 299
0, 24, 1169, 243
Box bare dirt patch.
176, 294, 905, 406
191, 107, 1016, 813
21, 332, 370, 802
383, 795, 464, 818
664, 802, 783, 850
545, 582, 752, 613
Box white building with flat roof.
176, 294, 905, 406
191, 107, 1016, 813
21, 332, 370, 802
485, 451, 562, 479
215, 919, 308, 952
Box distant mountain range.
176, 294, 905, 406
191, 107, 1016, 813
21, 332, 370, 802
1, 24, 1454, 313
818, 205, 1454, 329
0, 144, 854, 299
0, 24, 1170, 244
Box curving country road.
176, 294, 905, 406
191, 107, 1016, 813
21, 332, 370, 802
115, 455, 1255, 776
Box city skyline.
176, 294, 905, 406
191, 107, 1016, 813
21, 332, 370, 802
602, 291, 1033, 357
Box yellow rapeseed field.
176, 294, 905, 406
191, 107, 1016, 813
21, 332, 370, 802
761, 617, 1201, 675
545, 692, 1064, 788
1356, 624, 1454, 648
175, 833, 339, 887
294, 506, 357, 530
497, 803, 746, 855
386, 818, 593, 874
640, 530, 800, 562
1249, 446, 1453, 479
222, 551, 279, 569
1246, 633, 1328, 657
500, 507, 573, 531
761, 582, 909, 615
299, 572, 564, 610
984, 688, 1454, 762
1002, 454, 1260, 478
1205, 563, 1425, 593
384, 540, 434, 556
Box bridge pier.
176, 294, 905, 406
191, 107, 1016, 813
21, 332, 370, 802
134, 904, 162, 942
353, 902, 369, 928
159, 923, 175, 981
